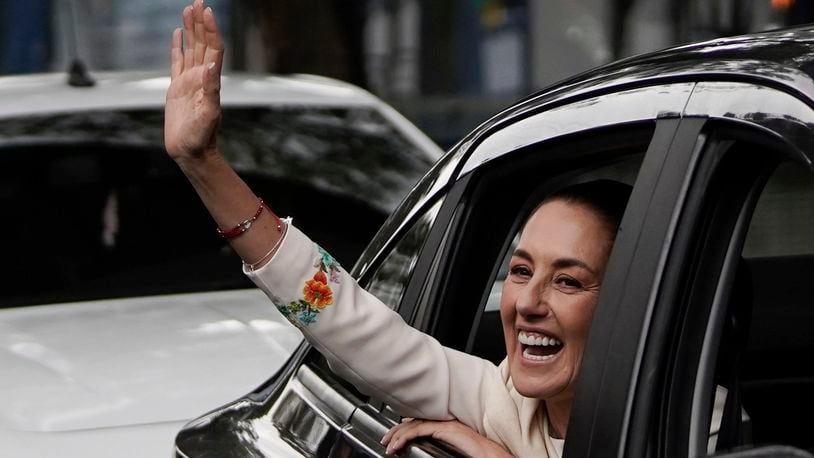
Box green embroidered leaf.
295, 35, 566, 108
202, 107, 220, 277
288, 300, 304, 314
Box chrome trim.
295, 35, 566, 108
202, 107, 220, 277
282, 365, 357, 428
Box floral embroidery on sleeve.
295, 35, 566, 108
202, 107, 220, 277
278, 244, 341, 326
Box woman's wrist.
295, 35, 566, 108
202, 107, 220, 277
175, 145, 222, 171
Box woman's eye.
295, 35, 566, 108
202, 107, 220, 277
555, 275, 582, 289
509, 265, 531, 278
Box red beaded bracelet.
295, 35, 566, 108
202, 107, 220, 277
216, 199, 265, 239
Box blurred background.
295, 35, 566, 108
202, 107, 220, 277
1, 0, 812, 148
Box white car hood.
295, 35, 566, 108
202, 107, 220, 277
0, 289, 302, 434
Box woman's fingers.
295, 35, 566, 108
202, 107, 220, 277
380, 418, 415, 446
202, 6, 224, 70
192, 0, 207, 65
165, 0, 223, 160
182, 5, 195, 71
381, 419, 512, 457
382, 420, 437, 455
170, 28, 183, 80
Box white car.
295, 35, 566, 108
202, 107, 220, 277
0, 70, 442, 457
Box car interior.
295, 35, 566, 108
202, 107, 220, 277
706, 158, 814, 455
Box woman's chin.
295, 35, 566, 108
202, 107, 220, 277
509, 356, 571, 400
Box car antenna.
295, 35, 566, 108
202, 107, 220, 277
65, 0, 95, 87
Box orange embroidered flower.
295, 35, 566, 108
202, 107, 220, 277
304, 271, 333, 309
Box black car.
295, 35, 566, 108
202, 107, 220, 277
175, 26, 814, 458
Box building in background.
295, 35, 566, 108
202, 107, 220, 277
1, 0, 812, 146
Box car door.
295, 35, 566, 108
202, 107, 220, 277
567, 81, 814, 457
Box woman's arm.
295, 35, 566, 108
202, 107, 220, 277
165, 0, 505, 435
245, 226, 503, 428
165, 0, 283, 267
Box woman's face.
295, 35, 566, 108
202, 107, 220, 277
500, 199, 614, 402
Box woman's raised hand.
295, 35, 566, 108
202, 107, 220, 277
381, 418, 513, 457
165, 0, 225, 165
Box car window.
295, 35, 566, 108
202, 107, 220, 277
0, 107, 431, 308
363, 199, 444, 310
705, 160, 814, 454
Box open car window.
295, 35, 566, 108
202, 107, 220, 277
408, 125, 654, 354
469, 153, 644, 365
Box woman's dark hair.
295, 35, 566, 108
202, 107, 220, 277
533, 179, 632, 238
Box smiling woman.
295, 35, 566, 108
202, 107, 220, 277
500, 181, 629, 438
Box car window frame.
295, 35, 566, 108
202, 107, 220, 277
413, 125, 657, 351
566, 116, 707, 457
637, 123, 784, 457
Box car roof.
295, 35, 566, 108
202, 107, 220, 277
437, 24, 814, 187
480, 25, 814, 141
0, 70, 382, 118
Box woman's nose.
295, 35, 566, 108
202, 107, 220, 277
515, 279, 551, 318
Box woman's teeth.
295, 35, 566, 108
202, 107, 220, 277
518, 331, 562, 361
518, 331, 562, 347
523, 349, 556, 361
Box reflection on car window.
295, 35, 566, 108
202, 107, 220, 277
364, 200, 442, 310
0, 108, 433, 214
219, 107, 432, 213
0, 108, 432, 308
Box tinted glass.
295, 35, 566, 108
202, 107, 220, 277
363, 199, 443, 309
0, 107, 434, 213
717, 161, 814, 452
743, 162, 814, 257
0, 107, 432, 308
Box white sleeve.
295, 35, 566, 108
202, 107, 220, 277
244, 224, 502, 433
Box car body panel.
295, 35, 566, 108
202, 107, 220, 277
0, 289, 301, 432
0, 420, 185, 458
